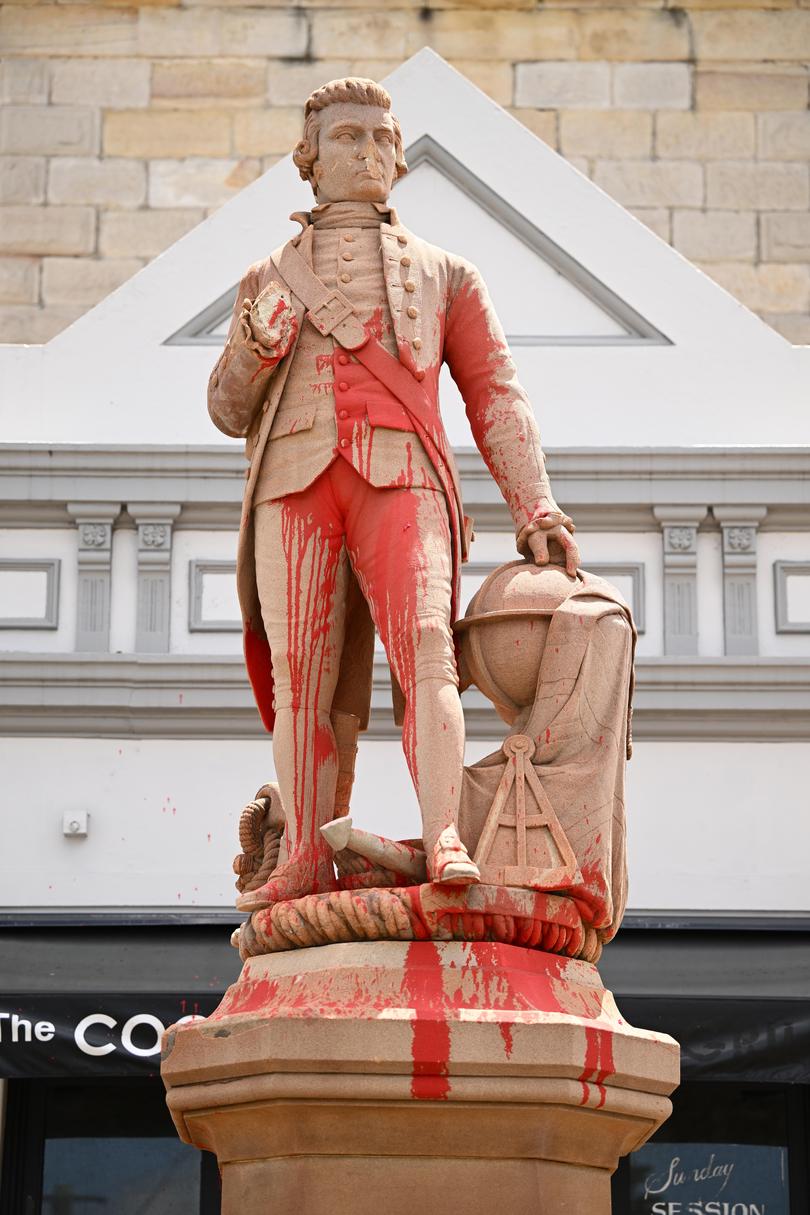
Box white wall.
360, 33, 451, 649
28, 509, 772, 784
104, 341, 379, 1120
1, 735, 807, 914
626, 741, 810, 912
0, 736, 420, 908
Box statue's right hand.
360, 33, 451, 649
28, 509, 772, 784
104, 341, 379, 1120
248, 282, 298, 359
528, 524, 580, 578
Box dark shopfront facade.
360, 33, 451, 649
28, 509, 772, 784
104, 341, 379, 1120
1, 917, 808, 1215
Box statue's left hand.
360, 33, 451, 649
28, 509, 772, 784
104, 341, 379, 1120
528, 522, 580, 577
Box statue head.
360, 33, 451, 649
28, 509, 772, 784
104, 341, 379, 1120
293, 77, 408, 205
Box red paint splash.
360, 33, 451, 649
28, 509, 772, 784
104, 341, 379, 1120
467, 941, 570, 1016
402, 941, 451, 1100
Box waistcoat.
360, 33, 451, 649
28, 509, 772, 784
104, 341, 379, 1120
253, 201, 436, 504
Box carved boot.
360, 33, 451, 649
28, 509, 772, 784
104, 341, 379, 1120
235, 848, 338, 912
428, 825, 481, 886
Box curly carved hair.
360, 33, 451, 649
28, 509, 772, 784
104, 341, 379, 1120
292, 77, 408, 192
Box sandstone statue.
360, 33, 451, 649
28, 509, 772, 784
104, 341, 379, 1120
208, 76, 585, 913
164, 75, 678, 1215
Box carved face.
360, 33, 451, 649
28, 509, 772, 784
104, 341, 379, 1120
311, 102, 398, 204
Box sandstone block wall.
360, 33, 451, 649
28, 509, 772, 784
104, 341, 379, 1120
1, 2, 809, 344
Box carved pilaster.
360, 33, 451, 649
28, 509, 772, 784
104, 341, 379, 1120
653, 507, 707, 656
130, 504, 181, 653
714, 506, 767, 656
67, 502, 121, 652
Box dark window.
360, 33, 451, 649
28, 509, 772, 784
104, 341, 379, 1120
612, 1083, 809, 1215
0, 1079, 220, 1215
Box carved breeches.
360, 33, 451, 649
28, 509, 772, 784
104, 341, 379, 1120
253, 458, 461, 853
254, 457, 456, 710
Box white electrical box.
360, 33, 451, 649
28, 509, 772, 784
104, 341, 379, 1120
62, 811, 89, 838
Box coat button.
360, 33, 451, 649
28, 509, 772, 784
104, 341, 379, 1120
340, 438, 349, 448
404, 281, 416, 293
337, 353, 348, 365
339, 381, 349, 391
339, 409, 348, 419
415, 369, 425, 382
400, 256, 411, 268
343, 233, 355, 242
340, 272, 351, 283
397, 235, 407, 245
342, 252, 353, 261
412, 338, 422, 350
407, 306, 417, 319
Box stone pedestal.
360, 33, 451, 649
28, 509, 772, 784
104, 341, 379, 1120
162, 941, 678, 1215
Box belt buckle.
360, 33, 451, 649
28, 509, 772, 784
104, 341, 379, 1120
306, 290, 354, 337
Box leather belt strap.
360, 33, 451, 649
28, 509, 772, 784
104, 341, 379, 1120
279, 242, 368, 350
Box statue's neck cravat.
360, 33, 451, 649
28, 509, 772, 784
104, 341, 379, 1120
309, 200, 391, 230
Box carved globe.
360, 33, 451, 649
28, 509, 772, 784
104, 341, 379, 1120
456, 559, 577, 724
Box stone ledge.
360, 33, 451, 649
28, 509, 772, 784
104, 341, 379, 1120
1, 445, 809, 534
1, 652, 808, 741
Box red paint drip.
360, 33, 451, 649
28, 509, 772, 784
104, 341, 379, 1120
279, 501, 339, 853
578, 1025, 615, 1109
402, 941, 451, 1101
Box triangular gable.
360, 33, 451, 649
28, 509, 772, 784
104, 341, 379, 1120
169, 134, 668, 349
1, 48, 807, 447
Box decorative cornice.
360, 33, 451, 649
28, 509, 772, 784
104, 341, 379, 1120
1, 445, 809, 535
1, 653, 808, 742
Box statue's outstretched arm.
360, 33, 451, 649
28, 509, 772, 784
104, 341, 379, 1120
443, 261, 578, 573
208, 268, 298, 438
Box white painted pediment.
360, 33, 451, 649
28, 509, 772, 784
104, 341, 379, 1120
1, 48, 807, 446
390, 141, 654, 345
170, 135, 665, 348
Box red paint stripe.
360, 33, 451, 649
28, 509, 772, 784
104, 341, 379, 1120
402, 941, 451, 1101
